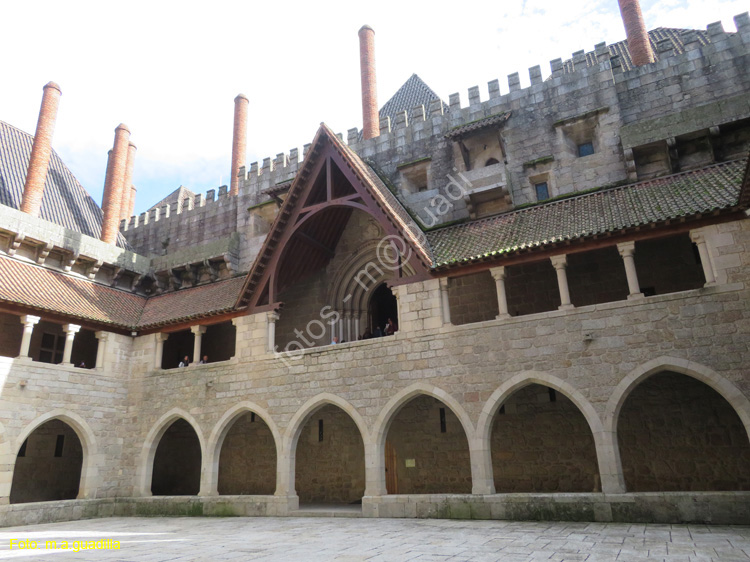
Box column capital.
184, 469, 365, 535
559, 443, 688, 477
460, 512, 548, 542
550, 254, 567, 269
616, 241, 636, 257
190, 325, 207, 335
63, 323, 81, 335
267, 311, 280, 323
156, 332, 170, 342
20, 314, 41, 327
94, 330, 111, 341
489, 265, 507, 281
689, 231, 706, 244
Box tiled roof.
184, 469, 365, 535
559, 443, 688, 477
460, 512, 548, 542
445, 112, 511, 141
379, 74, 448, 126
0, 121, 131, 249
562, 28, 711, 73
0, 253, 245, 329
427, 159, 747, 268
0, 255, 143, 326
138, 276, 246, 329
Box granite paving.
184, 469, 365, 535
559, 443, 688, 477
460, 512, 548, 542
1, 517, 749, 561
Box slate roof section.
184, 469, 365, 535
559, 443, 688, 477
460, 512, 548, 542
0, 121, 131, 249
427, 158, 747, 268
0, 255, 143, 327
138, 276, 246, 329
379, 74, 448, 126
562, 28, 711, 73
445, 112, 512, 141
148, 185, 196, 213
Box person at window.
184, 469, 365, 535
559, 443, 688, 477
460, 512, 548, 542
331, 336, 339, 345
199, 355, 209, 364
178, 355, 190, 367
361, 328, 373, 339
384, 318, 397, 336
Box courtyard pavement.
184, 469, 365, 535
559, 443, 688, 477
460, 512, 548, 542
0, 516, 749, 561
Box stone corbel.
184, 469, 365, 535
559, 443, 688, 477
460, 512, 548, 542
36, 242, 54, 265
88, 259, 103, 280
8, 232, 25, 256
63, 251, 80, 272
110, 267, 124, 287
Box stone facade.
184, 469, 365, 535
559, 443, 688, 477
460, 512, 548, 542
1, 13, 750, 527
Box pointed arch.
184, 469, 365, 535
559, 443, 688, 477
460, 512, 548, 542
206, 402, 282, 495
137, 408, 205, 496
605, 356, 750, 439
282, 393, 369, 502
476, 373, 607, 495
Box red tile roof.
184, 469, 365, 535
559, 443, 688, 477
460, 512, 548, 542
0, 255, 143, 326
0, 255, 246, 330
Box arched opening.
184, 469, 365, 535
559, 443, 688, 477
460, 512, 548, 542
218, 412, 276, 495
367, 283, 398, 337
10, 419, 83, 503
491, 384, 600, 492
384, 395, 471, 494
151, 419, 201, 495
294, 404, 365, 504
618, 371, 750, 491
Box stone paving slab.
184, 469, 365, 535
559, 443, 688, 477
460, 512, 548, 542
0, 517, 748, 561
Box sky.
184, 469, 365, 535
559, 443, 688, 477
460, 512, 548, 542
2, 0, 747, 216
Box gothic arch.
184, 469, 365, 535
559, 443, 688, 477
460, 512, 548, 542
476, 373, 608, 495
605, 356, 750, 439
206, 402, 282, 495
137, 408, 205, 496
11, 410, 99, 499
282, 393, 369, 497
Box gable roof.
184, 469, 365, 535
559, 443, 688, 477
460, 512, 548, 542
379, 74, 448, 126
236, 123, 433, 309
0, 120, 131, 249
148, 185, 196, 212
427, 158, 747, 268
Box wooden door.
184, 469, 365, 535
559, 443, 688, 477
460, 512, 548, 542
385, 440, 398, 494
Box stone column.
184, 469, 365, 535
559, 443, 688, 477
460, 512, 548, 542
364, 440, 387, 497
191, 325, 207, 364
439, 277, 451, 325
617, 241, 643, 299
154, 333, 169, 369
353, 311, 361, 340
344, 312, 352, 342
470, 440, 496, 495
94, 331, 110, 369
267, 311, 279, 352
550, 255, 574, 310
337, 315, 344, 343
690, 232, 716, 285
61, 324, 81, 365
490, 266, 511, 319
17, 315, 41, 359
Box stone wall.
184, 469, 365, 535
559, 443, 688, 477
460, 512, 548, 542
0, 313, 22, 358
9, 419, 82, 504
294, 405, 365, 503
387, 395, 472, 494
619, 371, 750, 492
491, 384, 600, 493
447, 271, 498, 325
217, 413, 276, 495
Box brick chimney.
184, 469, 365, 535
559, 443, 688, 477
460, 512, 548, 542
20, 82, 62, 217
617, 0, 655, 66
119, 142, 137, 221
359, 25, 379, 140
100, 124, 131, 244
230, 93, 249, 196
128, 185, 137, 219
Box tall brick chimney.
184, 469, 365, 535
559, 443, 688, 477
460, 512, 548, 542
230, 93, 249, 196
100, 124, 131, 244
359, 25, 379, 140
128, 185, 137, 219
119, 142, 137, 221
20, 82, 62, 217
617, 0, 655, 66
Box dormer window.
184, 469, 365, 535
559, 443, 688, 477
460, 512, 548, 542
535, 182, 550, 201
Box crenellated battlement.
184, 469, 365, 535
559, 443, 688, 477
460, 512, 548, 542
119, 13, 750, 245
